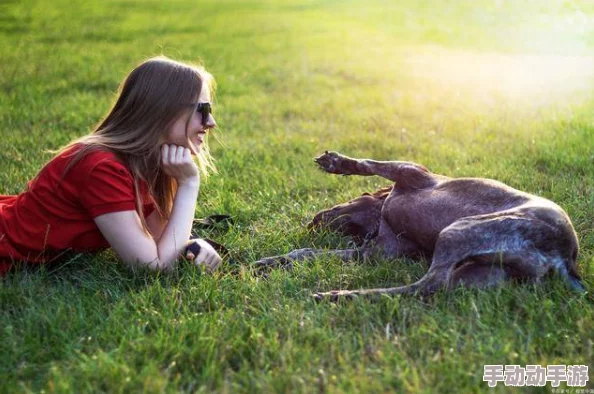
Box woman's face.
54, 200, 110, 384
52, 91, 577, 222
163, 84, 217, 154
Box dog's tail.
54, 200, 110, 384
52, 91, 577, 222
567, 273, 586, 293
565, 252, 586, 293
563, 243, 586, 293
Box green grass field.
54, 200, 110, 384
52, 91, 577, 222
1, 0, 594, 392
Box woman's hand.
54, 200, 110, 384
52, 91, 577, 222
186, 239, 222, 273
161, 144, 199, 186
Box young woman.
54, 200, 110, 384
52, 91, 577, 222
0, 56, 222, 275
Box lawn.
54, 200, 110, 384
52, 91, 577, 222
1, 0, 593, 392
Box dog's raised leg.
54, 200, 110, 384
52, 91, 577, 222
314, 151, 437, 189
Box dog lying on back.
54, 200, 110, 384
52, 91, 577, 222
255, 151, 584, 301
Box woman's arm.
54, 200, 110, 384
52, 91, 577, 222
95, 210, 166, 270
94, 145, 219, 272
146, 210, 167, 242
94, 180, 199, 271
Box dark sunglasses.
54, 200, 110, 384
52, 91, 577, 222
196, 102, 212, 125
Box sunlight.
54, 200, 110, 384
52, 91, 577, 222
404, 46, 594, 108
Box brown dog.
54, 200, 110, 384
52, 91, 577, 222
254, 151, 585, 300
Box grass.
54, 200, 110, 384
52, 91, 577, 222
1, 0, 594, 392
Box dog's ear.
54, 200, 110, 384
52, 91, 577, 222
372, 186, 393, 199
361, 187, 391, 198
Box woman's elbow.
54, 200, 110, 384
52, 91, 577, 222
111, 242, 181, 273
123, 254, 175, 273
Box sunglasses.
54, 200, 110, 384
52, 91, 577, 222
196, 102, 212, 125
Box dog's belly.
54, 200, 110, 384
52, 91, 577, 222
381, 184, 530, 251
381, 196, 454, 251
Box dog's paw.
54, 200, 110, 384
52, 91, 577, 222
312, 289, 360, 302
314, 151, 353, 174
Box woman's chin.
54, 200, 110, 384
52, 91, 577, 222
189, 144, 201, 156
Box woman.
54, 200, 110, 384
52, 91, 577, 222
0, 56, 222, 275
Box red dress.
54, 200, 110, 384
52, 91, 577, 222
0, 145, 154, 275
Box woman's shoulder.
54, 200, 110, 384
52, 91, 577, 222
50, 144, 131, 183
64, 144, 127, 170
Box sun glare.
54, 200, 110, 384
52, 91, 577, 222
404, 46, 594, 109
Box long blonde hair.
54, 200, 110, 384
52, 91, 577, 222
58, 56, 216, 231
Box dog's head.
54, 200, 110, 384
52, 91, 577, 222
308, 186, 392, 244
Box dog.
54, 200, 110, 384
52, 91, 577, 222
254, 151, 585, 301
